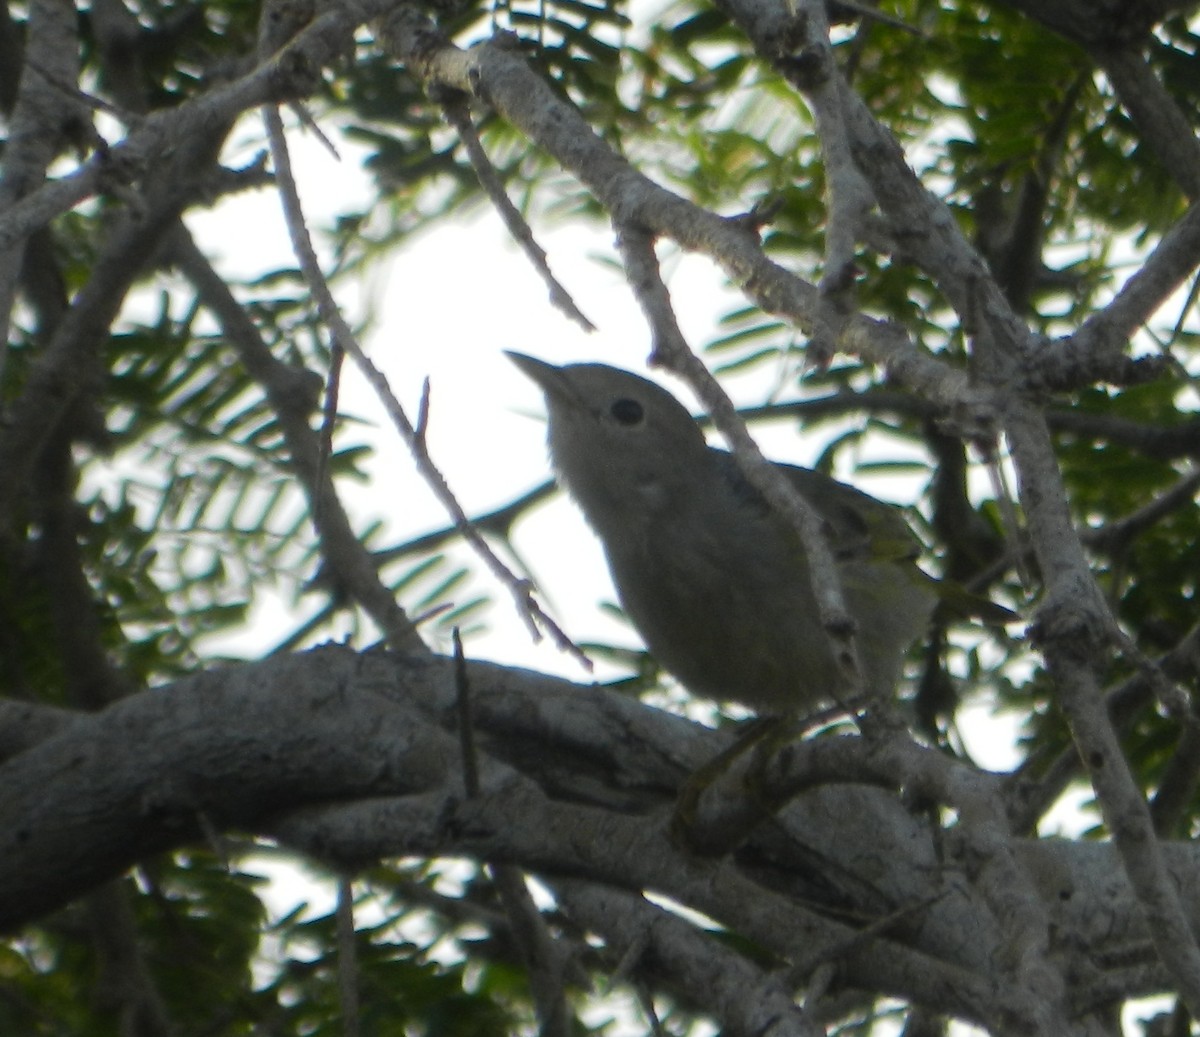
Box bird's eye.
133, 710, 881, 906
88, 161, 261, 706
610, 398, 644, 425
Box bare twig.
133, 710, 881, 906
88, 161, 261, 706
1089, 469, 1200, 552
25, 53, 134, 124
415, 377, 432, 447
615, 223, 867, 703
441, 93, 595, 333
1069, 201, 1200, 373
1046, 409, 1200, 461
788, 0, 876, 315
262, 103, 589, 667
317, 340, 345, 528
336, 876, 361, 1037
288, 100, 341, 159
1149, 719, 1200, 837
454, 631, 572, 1037
976, 436, 1033, 591
453, 629, 480, 798
372, 481, 558, 564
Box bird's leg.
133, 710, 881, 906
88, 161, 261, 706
670, 712, 812, 854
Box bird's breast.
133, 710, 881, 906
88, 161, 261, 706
599, 503, 834, 710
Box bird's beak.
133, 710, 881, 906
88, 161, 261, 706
505, 351, 571, 401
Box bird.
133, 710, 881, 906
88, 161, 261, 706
507, 352, 938, 714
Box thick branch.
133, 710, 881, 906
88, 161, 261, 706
0, 647, 448, 930
1094, 44, 1200, 200
0, 646, 1194, 1021
274, 785, 1007, 1026
1005, 397, 1200, 1014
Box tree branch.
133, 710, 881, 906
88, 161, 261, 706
263, 97, 584, 663
378, 10, 987, 414
0, 0, 87, 364
169, 228, 423, 652
552, 879, 825, 1037
1092, 43, 1200, 200
2, 646, 1196, 1023
1006, 397, 1200, 1015
440, 92, 595, 332
0, 646, 448, 930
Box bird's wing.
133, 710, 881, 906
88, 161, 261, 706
778, 463, 923, 564
712, 449, 920, 564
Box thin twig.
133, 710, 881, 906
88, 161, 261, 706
790, 0, 875, 314
615, 223, 867, 705
441, 93, 595, 333
415, 377, 431, 447
25, 54, 133, 125
635, 986, 666, 1036
316, 340, 344, 528
262, 104, 590, 668
826, 0, 926, 35
336, 875, 361, 1037
288, 100, 342, 159
1086, 468, 1200, 554
1149, 718, 1200, 836
453, 629, 480, 798
454, 631, 572, 1037
975, 436, 1033, 591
